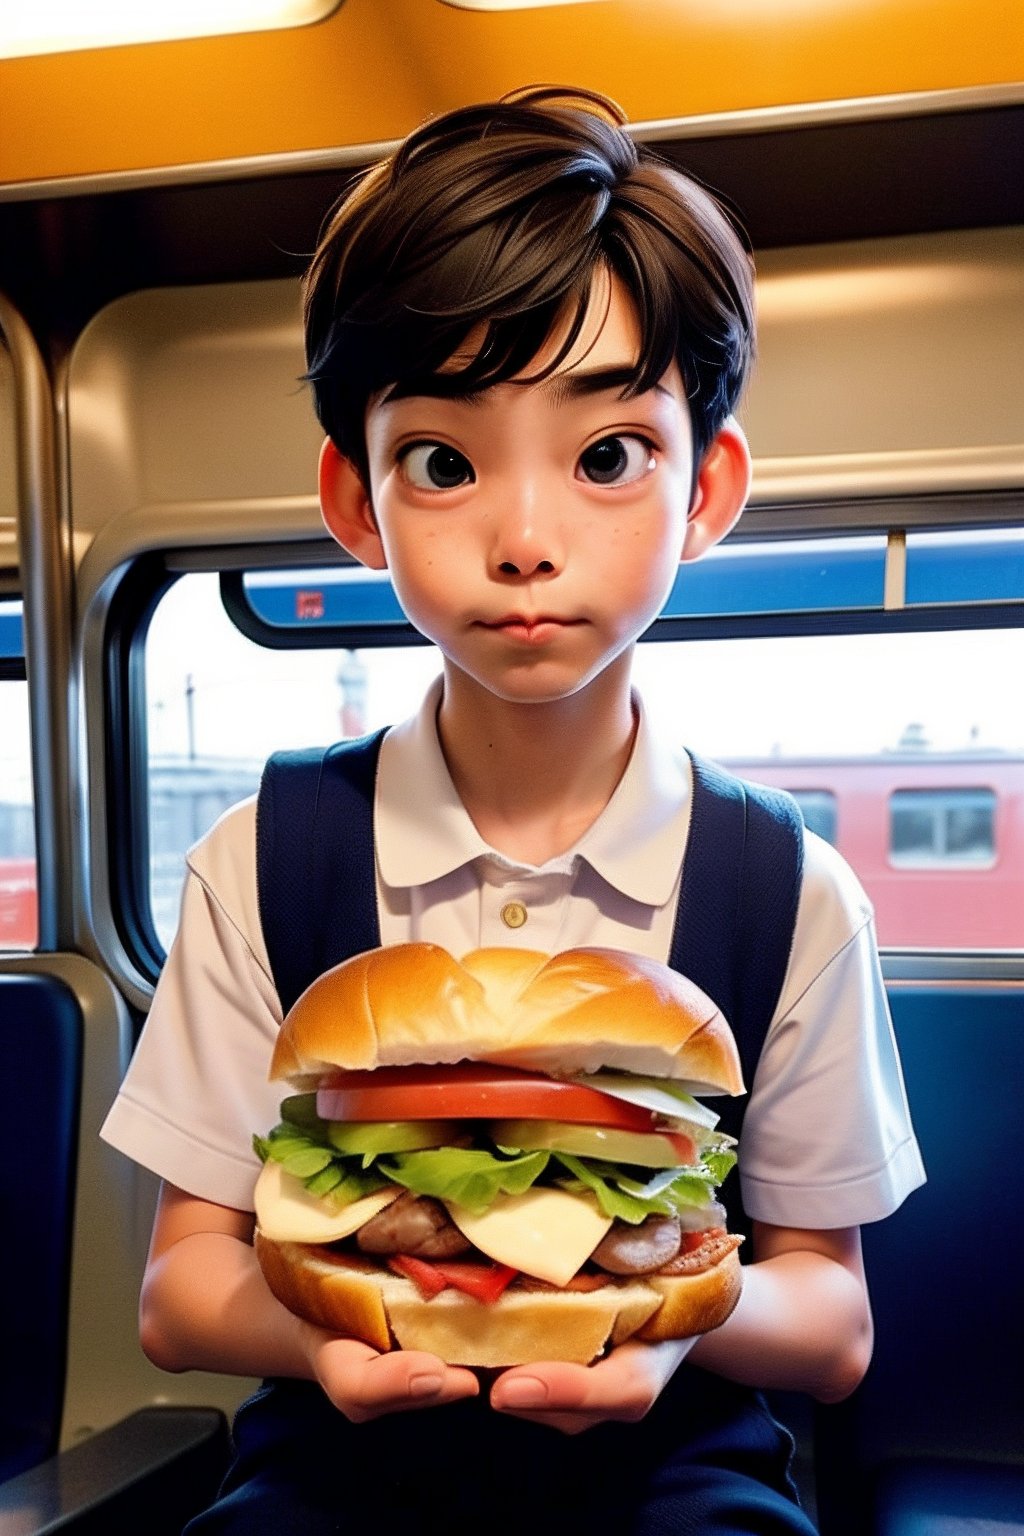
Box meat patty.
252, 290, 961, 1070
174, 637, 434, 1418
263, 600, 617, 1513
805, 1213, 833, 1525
355, 1191, 471, 1259
657, 1229, 743, 1275
591, 1215, 683, 1275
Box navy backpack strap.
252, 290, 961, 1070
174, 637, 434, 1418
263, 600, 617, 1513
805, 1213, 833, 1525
256, 731, 387, 1016
669, 753, 804, 1146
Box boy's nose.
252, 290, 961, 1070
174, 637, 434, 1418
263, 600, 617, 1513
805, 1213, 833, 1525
497, 554, 556, 577
488, 491, 563, 580
491, 534, 561, 579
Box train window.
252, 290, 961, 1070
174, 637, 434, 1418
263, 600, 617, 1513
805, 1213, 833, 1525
905, 527, 1024, 605
0, 599, 37, 951
889, 788, 996, 867
136, 535, 1024, 958
144, 573, 441, 950
787, 790, 838, 845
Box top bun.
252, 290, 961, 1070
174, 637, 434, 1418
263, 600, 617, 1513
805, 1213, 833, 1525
270, 944, 743, 1096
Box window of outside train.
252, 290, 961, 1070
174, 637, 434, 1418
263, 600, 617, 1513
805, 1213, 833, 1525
0, 600, 36, 951
787, 790, 838, 846
889, 788, 996, 867
143, 540, 1024, 956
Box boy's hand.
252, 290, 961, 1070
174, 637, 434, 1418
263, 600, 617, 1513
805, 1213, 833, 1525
308, 1332, 479, 1423
489, 1338, 696, 1435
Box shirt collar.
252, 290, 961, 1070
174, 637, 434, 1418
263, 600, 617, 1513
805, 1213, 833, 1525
376, 676, 691, 907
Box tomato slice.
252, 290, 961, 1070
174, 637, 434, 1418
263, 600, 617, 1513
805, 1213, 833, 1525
680, 1226, 726, 1254
317, 1062, 659, 1131
432, 1261, 519, 1305
387, 1253, 449, 1299
388, 1254, 519, 1304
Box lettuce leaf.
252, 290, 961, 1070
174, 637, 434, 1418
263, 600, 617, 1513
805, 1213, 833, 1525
254, 1104, 738, 1220
553, 1154, 667, 1223
379, 1146, 551, 1215
701, 1145, 738, 1185
253, 1123, 388, 1206
552, 1147, 734, 1224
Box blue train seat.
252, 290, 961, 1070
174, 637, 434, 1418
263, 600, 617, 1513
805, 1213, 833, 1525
0, 970, 229, 1533
814, 986, 1024, 1534
0, 973, 83, 1484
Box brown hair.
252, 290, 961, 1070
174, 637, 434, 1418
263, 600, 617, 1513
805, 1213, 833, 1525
304, 86, 754, 484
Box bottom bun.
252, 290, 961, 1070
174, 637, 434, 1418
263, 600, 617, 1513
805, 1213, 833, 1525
636, 1244, 743, 1342
255, 1229, 743, 1367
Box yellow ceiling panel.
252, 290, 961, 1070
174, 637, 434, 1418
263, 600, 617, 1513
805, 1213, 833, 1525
0, 0, 1022, 186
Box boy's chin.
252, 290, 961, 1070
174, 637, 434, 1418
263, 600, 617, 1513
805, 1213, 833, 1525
445, 670, 611, 710
440, 650, 636, 710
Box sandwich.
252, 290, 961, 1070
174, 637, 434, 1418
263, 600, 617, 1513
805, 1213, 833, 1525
252, 943, 745, 1367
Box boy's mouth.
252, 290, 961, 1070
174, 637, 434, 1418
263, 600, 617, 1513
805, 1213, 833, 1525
483, 615, 579, 643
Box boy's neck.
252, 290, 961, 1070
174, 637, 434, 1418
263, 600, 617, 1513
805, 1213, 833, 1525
435, 658, 639, 866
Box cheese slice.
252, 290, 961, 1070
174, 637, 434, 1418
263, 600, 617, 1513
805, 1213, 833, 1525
254, 1160, 401, 1244
446, 1188, 613, 1287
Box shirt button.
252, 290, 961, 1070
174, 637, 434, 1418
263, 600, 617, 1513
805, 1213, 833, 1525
500, 901, 528, 930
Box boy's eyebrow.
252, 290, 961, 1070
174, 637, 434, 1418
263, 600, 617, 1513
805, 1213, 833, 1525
382, 365, 667, 413
542, 365, 650, 405
381, 379, 490, 409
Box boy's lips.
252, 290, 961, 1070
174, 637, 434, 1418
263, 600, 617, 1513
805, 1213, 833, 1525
480, 615, 581, 644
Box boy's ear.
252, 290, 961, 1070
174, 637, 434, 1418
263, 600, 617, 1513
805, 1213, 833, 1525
318, 438, 388, 570
680, 419, 752, 564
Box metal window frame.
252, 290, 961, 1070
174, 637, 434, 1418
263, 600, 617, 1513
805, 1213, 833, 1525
101, 517, 1024, 990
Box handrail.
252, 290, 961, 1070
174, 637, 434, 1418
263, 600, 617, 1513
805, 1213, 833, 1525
0, 293, 75, 950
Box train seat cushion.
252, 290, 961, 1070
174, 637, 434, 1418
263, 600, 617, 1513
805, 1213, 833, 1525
812, 987, 1024, 1534
0, 973, 83, 1482
874, 1457, 1024, 1535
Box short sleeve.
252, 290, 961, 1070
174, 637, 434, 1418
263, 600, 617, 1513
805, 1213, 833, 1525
738, 834, 926, 1230
99, 799, 285, 1211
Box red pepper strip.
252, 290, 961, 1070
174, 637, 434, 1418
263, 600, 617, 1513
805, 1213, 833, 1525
680, 1226, 727, 1255
431, 1261, 519, 1305
388, 1254, 449, 1299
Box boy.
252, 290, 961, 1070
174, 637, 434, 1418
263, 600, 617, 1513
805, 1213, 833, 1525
101, 87, 924, 1533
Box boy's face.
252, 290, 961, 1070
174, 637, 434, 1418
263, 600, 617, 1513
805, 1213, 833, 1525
322, 271, 745, 708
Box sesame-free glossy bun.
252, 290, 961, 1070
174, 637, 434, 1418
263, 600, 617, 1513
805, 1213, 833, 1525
270, 943, 743, 1096
253, 1229, 742, 1366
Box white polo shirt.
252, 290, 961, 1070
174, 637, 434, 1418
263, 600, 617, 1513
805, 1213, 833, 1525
101, 681, 925, 1230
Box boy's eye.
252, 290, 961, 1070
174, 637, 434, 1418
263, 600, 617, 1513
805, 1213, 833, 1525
577, 434, 656, 487
400, 443, 475, 490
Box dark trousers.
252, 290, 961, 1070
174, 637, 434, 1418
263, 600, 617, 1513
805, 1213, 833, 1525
184, 1367, 818, 1535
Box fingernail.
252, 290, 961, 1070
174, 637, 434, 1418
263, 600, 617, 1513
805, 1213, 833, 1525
409, 1373, 443, 1397
499, 1377, 547, 1408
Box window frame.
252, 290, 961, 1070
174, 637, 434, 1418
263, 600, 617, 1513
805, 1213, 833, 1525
104, 519, 1024, 988
103, 556, 180, 980
0, 656, 26, 683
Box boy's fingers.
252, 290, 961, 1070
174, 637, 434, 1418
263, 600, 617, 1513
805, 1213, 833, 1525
330, 1346, 480, 1421
491, 1362, 593, 1413
490, 1355, 651, 1428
